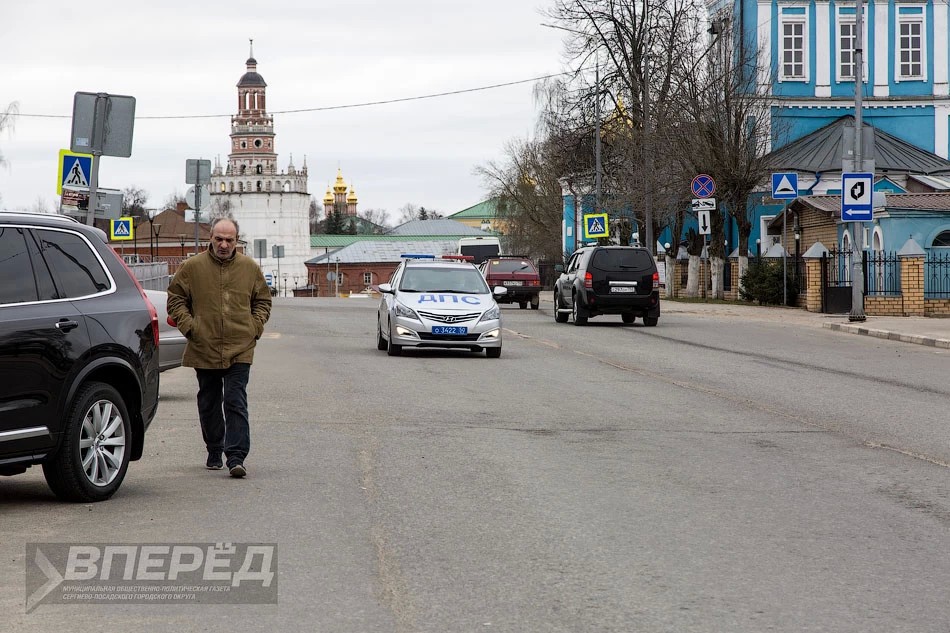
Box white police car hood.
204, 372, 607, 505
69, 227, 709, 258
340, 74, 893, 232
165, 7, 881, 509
401, 291, 496, 319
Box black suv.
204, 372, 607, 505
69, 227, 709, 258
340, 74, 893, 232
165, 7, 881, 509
0, 212, 160, 501
554, 245, 660, 326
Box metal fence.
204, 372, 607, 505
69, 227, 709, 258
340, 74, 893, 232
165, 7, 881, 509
925, 250, 950, 298
863, 251, 901, 296
128, 262, 170, 291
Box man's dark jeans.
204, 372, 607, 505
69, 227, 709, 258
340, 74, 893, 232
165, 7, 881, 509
196, 363, 251, 468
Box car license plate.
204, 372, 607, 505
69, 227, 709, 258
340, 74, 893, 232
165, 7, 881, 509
610, 287, 636, 293
432, 326, 468, 335
503, 280, 523, 286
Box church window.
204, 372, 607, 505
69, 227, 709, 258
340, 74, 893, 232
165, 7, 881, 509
256, 164, 263, 174
897, 10, 926, 80
240, 140, 247, 149
266, 181, 271, 191
229, 182, 234, 192
257, 181, 263, 191
779, 8, 808, 81
934, 231, 950, 248
239, 182, 244, 192
240, 165, 246, 175
283, 181, 291, 192
254, 139, 263, 148
220, 183, 226, 193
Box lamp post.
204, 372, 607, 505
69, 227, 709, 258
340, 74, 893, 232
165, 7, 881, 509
179, 234, 186, 257
755, 238, 761, 261
334, 258, 341, 296
152, 223, 162, 261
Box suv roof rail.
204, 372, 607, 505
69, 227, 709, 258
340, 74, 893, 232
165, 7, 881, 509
0, 211, 81, 223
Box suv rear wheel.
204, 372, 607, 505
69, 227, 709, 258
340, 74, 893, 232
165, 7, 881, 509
43, 382, 131, 502
643, 316, 659, 327
530, 295, 540, 310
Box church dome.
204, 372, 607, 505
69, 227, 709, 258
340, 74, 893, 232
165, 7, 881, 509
346, 186, 358, 203
238, 71, 267, 88
333, 169, 348, 194
323, 187, 334, 204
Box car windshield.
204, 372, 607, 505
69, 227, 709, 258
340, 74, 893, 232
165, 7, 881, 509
591, 249, 655, 272
399, 267, 491, 294
489, 260, 536, 274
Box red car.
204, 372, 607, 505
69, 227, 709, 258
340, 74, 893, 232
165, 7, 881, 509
479, 256, 542, 309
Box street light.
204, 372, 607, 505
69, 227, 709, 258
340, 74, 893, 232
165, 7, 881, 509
152, 223, 162, 260
179, 234, 186, 257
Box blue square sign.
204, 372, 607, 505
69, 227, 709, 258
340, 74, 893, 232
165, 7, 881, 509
841, 172, 874, 222
771, 173, 798, 199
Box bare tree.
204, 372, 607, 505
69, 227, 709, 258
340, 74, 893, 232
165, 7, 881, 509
122, 187, 149, 221
476, 137, 566, 261
666, 14, 777, 298
358, 208, 391, 233
309, 196, 323, 234
163, 190, 187, 210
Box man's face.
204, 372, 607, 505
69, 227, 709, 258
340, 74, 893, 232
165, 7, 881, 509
211, 221, 238, 260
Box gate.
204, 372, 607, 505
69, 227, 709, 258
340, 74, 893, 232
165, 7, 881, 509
820, 248, 853, 313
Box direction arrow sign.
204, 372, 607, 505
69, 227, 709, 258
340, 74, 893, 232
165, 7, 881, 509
841, 172, 874, 222
771, 172, 798, 199
697, 210, 711, 235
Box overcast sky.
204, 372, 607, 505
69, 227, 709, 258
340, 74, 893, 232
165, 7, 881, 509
1, 1, 566, 222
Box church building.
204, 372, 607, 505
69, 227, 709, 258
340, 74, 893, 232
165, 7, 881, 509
209, 42, 310, 284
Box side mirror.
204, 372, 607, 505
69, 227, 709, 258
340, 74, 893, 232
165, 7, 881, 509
378, 283, 394, 294
493, 286, 508, 296
554, 264, 564, 273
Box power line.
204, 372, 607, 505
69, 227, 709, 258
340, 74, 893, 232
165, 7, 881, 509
12, 72, 568, 121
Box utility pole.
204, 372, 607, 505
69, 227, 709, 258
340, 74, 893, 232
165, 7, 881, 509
594, 59, 602, 219
849, 0, 867, 322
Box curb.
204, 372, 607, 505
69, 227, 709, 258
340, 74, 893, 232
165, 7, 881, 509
823, 323, 950, 349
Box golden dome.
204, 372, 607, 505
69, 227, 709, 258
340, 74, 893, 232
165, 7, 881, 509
323, 186, 333, 204
333, 168, 348, 194
346, 184, 358, 203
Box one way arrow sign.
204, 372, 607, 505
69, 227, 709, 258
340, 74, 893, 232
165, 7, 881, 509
697, 209, 711, 235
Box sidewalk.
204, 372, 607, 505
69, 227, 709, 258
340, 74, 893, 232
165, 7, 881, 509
661, 300, 950, 349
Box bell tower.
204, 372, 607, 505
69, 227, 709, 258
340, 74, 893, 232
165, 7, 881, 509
228, 39, 276, 181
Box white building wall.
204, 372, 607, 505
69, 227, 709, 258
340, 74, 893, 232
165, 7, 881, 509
211, 191, 312, 283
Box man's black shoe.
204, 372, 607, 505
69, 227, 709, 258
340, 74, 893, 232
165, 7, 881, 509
229, 463, 247, 478
206, 453, 224, 470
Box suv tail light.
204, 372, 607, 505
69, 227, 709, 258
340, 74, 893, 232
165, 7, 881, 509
110, 249, 160, 348
584, 271, 593, 289
653, 271, 660, 285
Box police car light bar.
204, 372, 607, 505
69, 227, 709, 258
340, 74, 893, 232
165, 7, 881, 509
400, 253, 435, 259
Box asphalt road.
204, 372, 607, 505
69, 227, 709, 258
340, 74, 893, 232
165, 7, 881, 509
2, 297, 949, 632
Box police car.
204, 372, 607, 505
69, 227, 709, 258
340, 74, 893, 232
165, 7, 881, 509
376, 255, 506, 358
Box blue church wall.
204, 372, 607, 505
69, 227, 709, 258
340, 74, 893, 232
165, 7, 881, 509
848, 213, 950, 252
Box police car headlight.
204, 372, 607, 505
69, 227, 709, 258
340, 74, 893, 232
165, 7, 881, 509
479, 305, 500, 322
395, 302, 419, 320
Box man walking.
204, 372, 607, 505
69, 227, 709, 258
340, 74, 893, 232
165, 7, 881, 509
167, 218, 272, 478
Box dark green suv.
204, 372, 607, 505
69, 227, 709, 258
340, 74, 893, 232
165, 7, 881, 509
553, 246, 660, 326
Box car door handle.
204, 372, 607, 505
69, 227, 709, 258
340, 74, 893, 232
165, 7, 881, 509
55, 319, 80, 332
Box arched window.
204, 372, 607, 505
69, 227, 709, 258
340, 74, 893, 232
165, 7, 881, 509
265, 181, 271, 192
240, 165, 246, 175
283, 181, 291, 192
220, 183, 226, 193
256, 181, 262, 191
934, 230, 950, 247
256, 164, 263, 174
229, 182, 234, 192
238, 182, 244, 192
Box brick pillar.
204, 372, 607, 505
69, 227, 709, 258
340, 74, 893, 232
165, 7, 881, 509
899, 254, 925, 317
804, 257, 823, 313
727, 258, 739, 300
672, 260, 683, 298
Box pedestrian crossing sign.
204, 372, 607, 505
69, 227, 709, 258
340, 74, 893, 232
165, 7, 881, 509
583, 213, 609, 239
57, 149, 93, 195
110, 217, 134, 241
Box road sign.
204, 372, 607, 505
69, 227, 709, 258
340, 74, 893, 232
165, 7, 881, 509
265, 273, 274, 286
691, 198, 716, 212
253, 239, 267, 259
71, 92, 136, 157
691, 174, 716, 199
110, 217, 134, 241
272, 245, 285, 259
186, 185, 210, 211
583, 213, 609, 239
60, 187, 123, 219
185, 159, 212, 185
771, 172, 799, 199
57, 149, 93, 195
697, 210, 711, 235
841, 172, 874, 222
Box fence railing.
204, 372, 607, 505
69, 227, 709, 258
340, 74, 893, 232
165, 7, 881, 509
925, 250, 950, 298
864, 251, 901, 296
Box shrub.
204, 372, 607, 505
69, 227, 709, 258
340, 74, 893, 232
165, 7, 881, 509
740, 259, 798, 305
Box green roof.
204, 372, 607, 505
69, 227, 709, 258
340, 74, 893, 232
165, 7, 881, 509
310, 234, 479, 248
448, 198, 499, 220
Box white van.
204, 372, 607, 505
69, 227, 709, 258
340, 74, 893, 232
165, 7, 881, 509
458, 236, 501, 264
